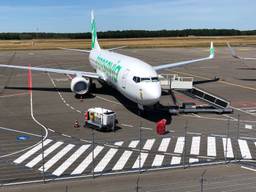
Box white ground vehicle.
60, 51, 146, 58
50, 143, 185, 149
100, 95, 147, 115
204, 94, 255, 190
84, 107, 116, 131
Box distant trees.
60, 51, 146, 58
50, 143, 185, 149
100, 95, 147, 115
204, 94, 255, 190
0, 29, 255, 40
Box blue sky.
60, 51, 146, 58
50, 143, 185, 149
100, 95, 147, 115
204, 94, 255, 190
0, 0, 255, 32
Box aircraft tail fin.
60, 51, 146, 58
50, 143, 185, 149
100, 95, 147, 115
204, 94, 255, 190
91, 10, 100, 50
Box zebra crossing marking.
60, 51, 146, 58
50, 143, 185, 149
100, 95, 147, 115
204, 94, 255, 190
14, 139, 52, 164
71, 146, 104, 175
52, 145, 90, 176
207, 137, 216, 157
190, 136, 201, 155
171, 156, 181, 165
94, 142, 123, 173
26, 141, 63, 168
112, 140, 139, 171
152, 138, 171, 167
132, 139, 155, 169
222, 138, 234, 158
38, 144, 74, 172
174, 137, 185, 154
12, 136, 256, 177
238, 139, 252, 159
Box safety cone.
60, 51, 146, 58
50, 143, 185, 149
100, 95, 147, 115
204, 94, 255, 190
74, 120, 80, 128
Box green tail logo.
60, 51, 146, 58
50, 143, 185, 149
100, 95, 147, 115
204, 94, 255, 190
91, 10, 100, 50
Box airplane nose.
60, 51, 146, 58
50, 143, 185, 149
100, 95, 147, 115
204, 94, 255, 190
139, 83, 161, 105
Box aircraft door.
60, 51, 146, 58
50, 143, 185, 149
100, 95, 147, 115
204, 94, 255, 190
121, 69, 130, 89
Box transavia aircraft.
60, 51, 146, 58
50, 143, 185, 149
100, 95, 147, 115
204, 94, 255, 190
0, 11, 215, 108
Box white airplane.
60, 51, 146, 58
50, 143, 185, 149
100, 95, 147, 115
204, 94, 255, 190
227, 42, 256, 60
0, 11, 215, 108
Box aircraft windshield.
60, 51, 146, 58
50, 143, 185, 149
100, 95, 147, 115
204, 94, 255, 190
133, 76, 159, 83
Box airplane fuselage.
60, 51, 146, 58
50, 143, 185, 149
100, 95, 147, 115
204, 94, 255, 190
89, 49, 161, 106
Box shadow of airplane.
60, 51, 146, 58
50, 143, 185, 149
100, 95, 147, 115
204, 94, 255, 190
5, 84, 173, 124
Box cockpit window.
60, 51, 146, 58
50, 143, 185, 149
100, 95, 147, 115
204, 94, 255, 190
140, 78, 151, 82
151, 77, 159, 82
133, 76, 140, 83
133, 76, 159, 83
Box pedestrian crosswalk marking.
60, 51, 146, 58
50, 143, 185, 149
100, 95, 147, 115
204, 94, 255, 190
112, 140, 139, 171
189, 158, 199, 163
174, 137, 185, 154
94, 142, 123, 173
238, 139, 252, 159
14, 139, 52, 164
26, 141, 63, 168
71, 146, 104, 175
132, 139, 155, 169
152, 138, 170, 167
39, 144, 74, 172
52, 145, 90, 176
190, 136, 200, 155
13, 136, 256, 177
171, 156, 181, 165
222, 138, 234, 158
207, 137, 216, 157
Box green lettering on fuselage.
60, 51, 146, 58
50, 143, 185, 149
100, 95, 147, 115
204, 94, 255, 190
96, 56, 122, 82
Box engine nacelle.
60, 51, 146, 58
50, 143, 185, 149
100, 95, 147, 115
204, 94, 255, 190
70, 76, 90, 95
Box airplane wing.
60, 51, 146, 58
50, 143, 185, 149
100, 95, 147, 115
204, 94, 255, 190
0, 64, 100, 79
58, 47, 91, 53
153, 42, 215, 71
227, 42, 256, 60
59, 46, 126, 53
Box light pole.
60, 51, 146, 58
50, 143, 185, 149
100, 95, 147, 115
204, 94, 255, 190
41, 129, 45, 184
183, 120, 188, 169
200, 169, 207, 192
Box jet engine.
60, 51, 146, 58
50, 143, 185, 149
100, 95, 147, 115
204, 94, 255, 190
70, 76, 90, 95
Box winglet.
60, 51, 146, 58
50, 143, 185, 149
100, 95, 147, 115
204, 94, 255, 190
209, 41, 215, 59
227, 42, 241, 59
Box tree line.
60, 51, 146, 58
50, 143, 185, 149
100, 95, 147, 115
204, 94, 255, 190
0, 29, 256, 40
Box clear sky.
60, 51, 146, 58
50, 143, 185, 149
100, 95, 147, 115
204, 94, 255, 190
0, 0, 255, 32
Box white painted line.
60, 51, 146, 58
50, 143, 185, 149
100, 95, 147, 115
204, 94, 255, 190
245, 124, 253, 130
241, 166, 256, 172
158, 138, 171, 152
121, 124, 133, 128
128, 140, 139, 148
62, 134, 71, 138
132, 153, 148, 169
94, 142, 123, 173
48, 129, 55, 133
190, 136, 201, 155
26, 141, 63, 168
189, 158, 199, 163
140, 127, 153, 131
143, 139, 155, 150
174, 137, 185, 154
207, 137, 216, 157
71, 146, 104, 175
39, 144, 75, 172
52, 145, 90, 176
95, 95, 121, 105
187, 132, 202, 136
14, 139, 52, 164
0, 126, 41, 137
112, 140, 139, 171
112, 151, 132, 171
238, 139, 252, 159
152, 155, 164, 167
171, 156, 181, 165
132, 139, 155, 169
222, 138, 234, 158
